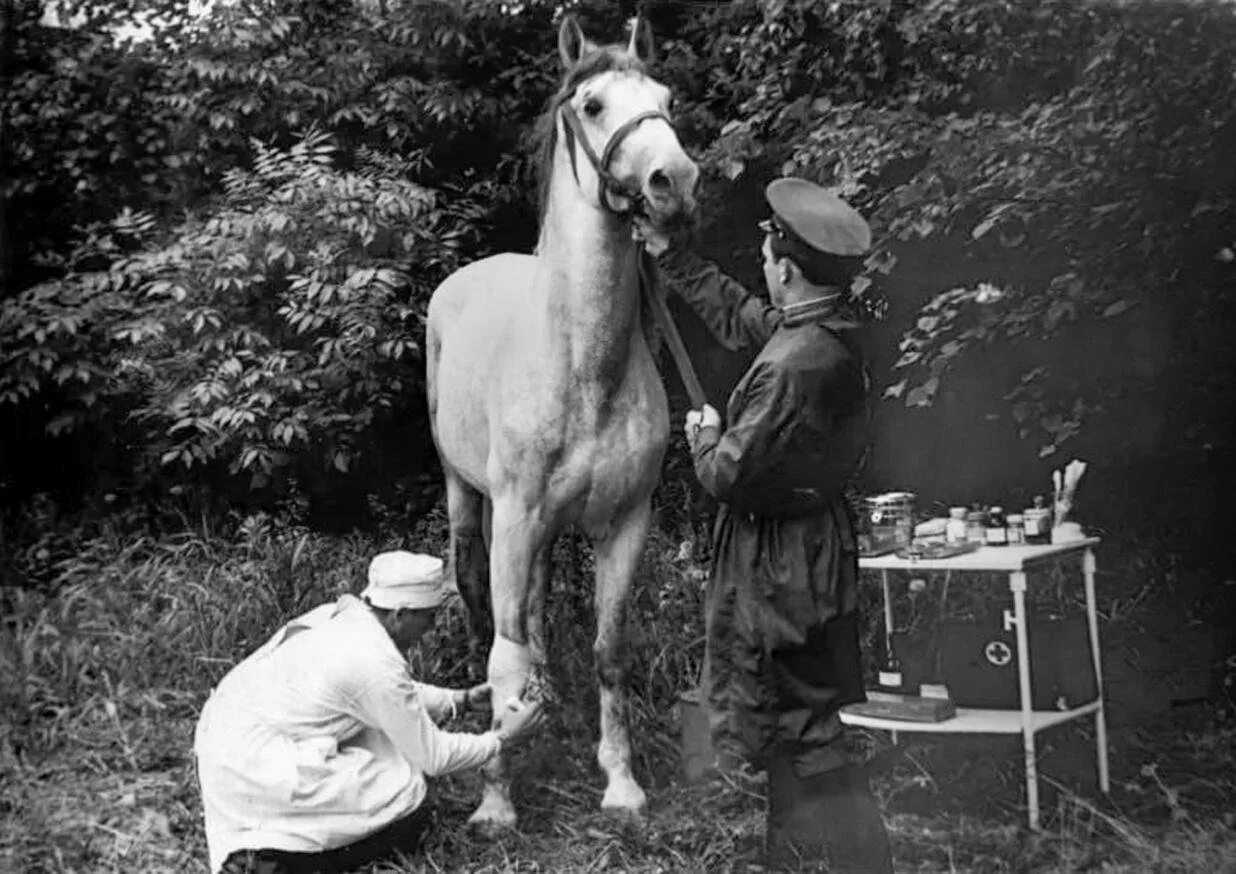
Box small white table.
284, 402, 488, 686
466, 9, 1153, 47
842, 538, 1109, 830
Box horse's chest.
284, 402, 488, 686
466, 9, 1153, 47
508, 382, 668, 526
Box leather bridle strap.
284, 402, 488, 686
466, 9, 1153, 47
637, 248, 708, 409
560, 103, 672, 218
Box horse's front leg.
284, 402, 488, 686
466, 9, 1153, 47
592, 499, 651, 817
468, 500, 544, 835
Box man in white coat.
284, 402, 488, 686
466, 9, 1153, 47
194, 550, 545, 874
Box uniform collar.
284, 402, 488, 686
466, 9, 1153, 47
779, 290, 860, 330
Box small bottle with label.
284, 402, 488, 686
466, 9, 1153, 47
1023, 495, 1052, 545
878, 639, 904, 693
965, 508, 986, 544
984, 506, 1008, 546
1006, 513, 1026, 544
946, 507, 968, 544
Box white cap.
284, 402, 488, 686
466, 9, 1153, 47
361, 551, 446, 610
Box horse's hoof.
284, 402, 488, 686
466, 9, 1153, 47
466, 806, 518, 840
600, 780, 648, 820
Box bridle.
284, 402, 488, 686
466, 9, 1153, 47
556, 86, 705, 408
559, 97, 673, 219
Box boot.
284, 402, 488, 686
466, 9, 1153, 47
766, 755, 894, 873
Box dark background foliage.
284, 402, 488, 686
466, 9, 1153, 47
1, 4, 1235, 870
1, 0, 1233, 684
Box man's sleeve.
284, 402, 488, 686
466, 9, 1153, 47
410, 682, 460, 724
353, 669, 500, 778
690, 362, 792, 503
657, 247, 782, 352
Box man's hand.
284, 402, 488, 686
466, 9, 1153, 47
494, 698, 546, 748
463, 682, 491, 712
684, 403, 721, 443
631, 216, 671, 257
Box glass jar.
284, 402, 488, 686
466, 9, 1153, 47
984, 506, 1008, 546
965, 511, 986, 545
1006, 514, 1026, 545
1023, 495, 1052, 545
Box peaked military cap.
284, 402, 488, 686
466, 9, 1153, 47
765, 177, 871, 257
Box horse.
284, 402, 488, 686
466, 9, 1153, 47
425, 15, 699, 831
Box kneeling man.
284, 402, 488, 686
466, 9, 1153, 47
194, 550, 543, 874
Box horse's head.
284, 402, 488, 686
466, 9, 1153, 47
552, 15, 699, 231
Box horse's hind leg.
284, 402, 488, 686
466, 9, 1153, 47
445, 469, 492, 647
592, 500, 652, 818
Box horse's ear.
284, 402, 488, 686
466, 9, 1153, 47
626, 15, 655, 63
558, 15, 590, 68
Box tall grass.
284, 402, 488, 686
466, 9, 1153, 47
2, 498, 1234, 873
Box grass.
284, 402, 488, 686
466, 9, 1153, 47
2, 501, 1234, 873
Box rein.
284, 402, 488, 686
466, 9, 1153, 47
559, 101, 671, 218
636, 248, 708, 410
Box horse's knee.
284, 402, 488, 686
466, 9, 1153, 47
593, 646, 628, 690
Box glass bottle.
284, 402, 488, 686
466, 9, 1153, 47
878, 638, 904, 693
946, 507, 968, 544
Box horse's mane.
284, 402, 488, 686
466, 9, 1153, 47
532, 45, 648, 226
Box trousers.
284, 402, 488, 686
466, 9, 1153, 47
218, 805, 434, 874
766, 757, 894, 873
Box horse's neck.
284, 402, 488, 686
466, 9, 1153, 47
536, 163, 641, 385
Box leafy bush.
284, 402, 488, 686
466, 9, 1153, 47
0, 132, 481, 491
693, 0, 1236, 459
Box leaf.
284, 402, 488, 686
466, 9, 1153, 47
1102, 299, 1136, 318
971, 218, 995, 239
905, 377, 939, 408
722, 158, 746, 181
883, 379, 906, 399
333, 451, 349, 473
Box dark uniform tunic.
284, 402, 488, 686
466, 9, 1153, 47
658, 246, 871, 778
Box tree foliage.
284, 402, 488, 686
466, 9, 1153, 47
2, 131, 484, 490
693, 0, 1236, 459
3, 0, 1235, 509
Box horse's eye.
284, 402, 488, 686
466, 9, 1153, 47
583, 98, 602, 118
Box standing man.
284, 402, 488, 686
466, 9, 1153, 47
194, 550, 544, 874
637, 177, 894, 872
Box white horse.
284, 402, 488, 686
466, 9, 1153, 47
425, 15, 698, 830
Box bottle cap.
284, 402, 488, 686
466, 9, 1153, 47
949, 507, 966, 518
1007, 514, 1023, 522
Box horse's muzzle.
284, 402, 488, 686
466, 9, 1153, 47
640, 156, 699, 231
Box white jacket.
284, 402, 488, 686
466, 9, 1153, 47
193, 595, 499, 873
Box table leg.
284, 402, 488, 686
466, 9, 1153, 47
881, 569, 898, 745
881, 569, 894, 644
1010, 570, 1039, 830
1083, 548, 1110, 793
